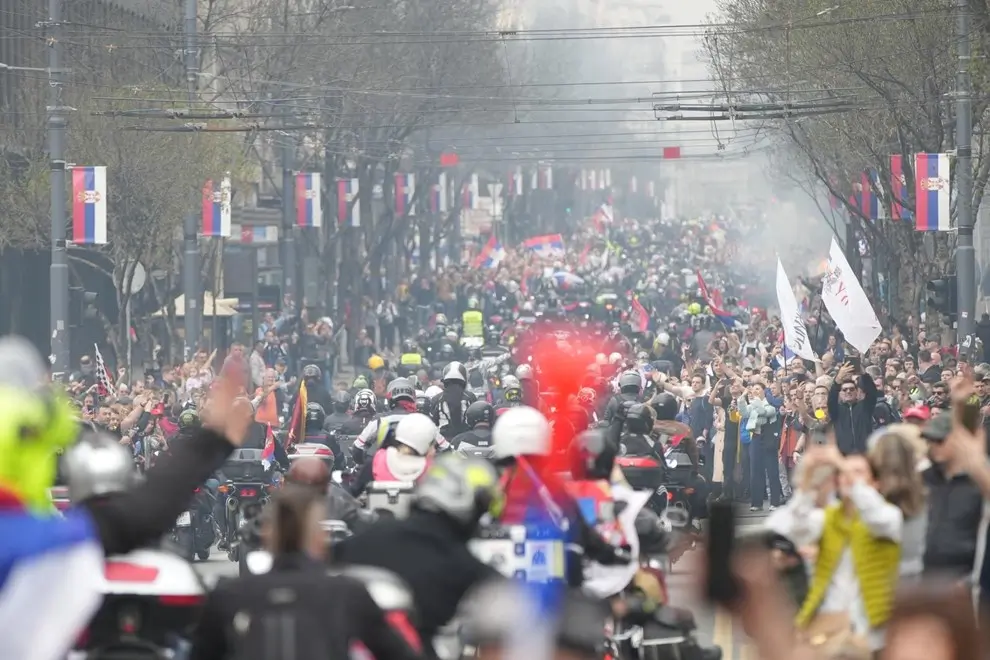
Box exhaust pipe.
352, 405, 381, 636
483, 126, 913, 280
226, 497, 240, 511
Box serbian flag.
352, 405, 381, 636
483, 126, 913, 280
286, 380, 307, 448
201, 176, 231, 237
71, 166, 108, 244
630, 296, 650, 333
696, 270, 736, 327
295, 172, 322, 228
336, 178, 360, 227
509, 167, 524, 196
854, 169, 883, 220
537, 164, 553, 190
461, 174, 479, 209
394, 173, 416, 217
890, 155, 912, 221
261, 423, 276, 467
472, 235, 505, 269
522, 234, 565, 259
591, 202, 613, 232
431, 173, 448, 214
915, 153, 951, 232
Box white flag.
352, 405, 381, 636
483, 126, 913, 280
775, 259, 817, 361
820, 237, 882, 354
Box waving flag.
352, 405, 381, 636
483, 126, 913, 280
915, 153, 951, 232
336, 178, 360, 227
286, 379, 307, 449
71, 166, 107, 244
889, 155, 912, 221
591, 202, 613, 232
201, 176, 231, 237
630, 296, 650, 333
696, 270, 736, 327
394, 173, 416, 217
261, 423, 276, 468
522, 234, 565, 259
0, 503, 105, 660
93, 344, 116, 399
473, 235, 505, 269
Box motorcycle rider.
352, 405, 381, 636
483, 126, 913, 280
285, 457, 379, 535
332, 455, 504, 652
289, 364, 333, 424
605, 370, 644, 423
398, 339, 426, 379
494, 375, 523, 413
349, 413, 438, 496
461, 297, 484, 342
323, 390, 353, 435
299, 402, 340, 461
450, 401, 495, 451
429, 361, 477, 442
620, 402, 659, 457
492, 406, 632, 587
514, 364, 542, 409
351, 378, 428, 464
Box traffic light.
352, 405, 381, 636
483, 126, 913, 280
926, 275, 958, 323
69, 288, 99, 327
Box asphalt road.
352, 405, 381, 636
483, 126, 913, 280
193, 507, 770, 660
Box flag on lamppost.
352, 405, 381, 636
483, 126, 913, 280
71, 166, 108, 244
295, 172, 322, 228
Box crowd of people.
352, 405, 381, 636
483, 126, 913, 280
8, 202, 990, 660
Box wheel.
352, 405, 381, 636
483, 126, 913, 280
196, 546, 211, 561
237, 544, 249, 577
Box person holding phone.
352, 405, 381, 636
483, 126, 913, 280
827, 362, 879, 455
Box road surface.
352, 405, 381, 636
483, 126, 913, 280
193, 506, 770, 659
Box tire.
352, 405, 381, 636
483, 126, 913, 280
196, 546, 211, 561
237, 544, 249, 577
174, 526, 195, 562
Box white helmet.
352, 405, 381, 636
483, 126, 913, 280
492, 406, 550, 460
595, 353, 608, 366
425, 385, 443, 398
608, 352, 623, 365
394, 413, 438, 456
657, 332, 670, 346
515, 364, 534, 381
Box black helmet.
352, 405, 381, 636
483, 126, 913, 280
402, 338, 417, 353
624, 403, 652, 434
332, 390, 351, 413
416, 394, 431, 414
618, 370, 642, 395
465, 401, 495, 429
650, 392, 679, 422
302, 364, 322, 381
439, 343, 456, 359
386, 378, 416, 404
634, 507, 671, 555
572, 427, 617, 480
305, 402, 326, 428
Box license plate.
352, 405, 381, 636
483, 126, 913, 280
176, 511, 191, 526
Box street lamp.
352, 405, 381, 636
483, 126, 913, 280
0, 62, 50, 73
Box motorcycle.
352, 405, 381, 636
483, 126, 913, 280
169, 486, 216, 562
70, 548, 205, 660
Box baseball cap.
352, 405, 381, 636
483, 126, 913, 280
920, 414, 952, 444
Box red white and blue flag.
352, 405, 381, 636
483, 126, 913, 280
852, 169, 883, 220
431, 173, 448, 214
461, 174, 479, 210
889, 155, 912, 221
914, 153, 951, 232
509, 167, 524, 196
394, 173, 416, 217
336, 178, 360, 227
201, 175, 231, 237
472, 235, 505, 269
537, 164, 553, 190
696, 269, 736, 327
295, 172, 322, 228
522, 234, 565, 259
71, 166, 108, 244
